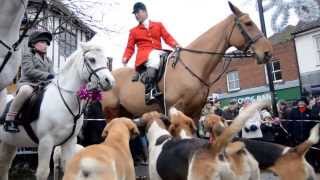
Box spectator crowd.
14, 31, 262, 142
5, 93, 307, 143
199, 96, 320, 171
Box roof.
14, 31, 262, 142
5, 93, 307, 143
29, 0, 95, 35
269, 25, 296, 44
293, 0, 320, 34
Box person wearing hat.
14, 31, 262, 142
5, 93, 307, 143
122, 2, 180, 105
4, 31, 54, 133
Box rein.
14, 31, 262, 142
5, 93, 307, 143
171, 15, 264, 89
0, 0, 47, 73
56, 79, 88, 146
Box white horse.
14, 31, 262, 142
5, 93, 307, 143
0, 42, 115, 180
0, 0, 29, 114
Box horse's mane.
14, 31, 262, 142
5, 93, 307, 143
58, 43, 104, 74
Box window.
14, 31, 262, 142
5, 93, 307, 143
315, 35, 320, 64
58, 24, 77, 58
227, 71, 240, 92
271, 61, 282, 82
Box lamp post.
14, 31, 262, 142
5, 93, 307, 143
257, 0, 278, 116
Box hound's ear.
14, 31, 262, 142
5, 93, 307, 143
160, 114, 171, 128
228, 1, 243, 17
101, 126, 109, 139
168, 124, 177, 135
189, 120, 197, 132
130, 123, 140, 139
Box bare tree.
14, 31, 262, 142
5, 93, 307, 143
25, 0, 121, 35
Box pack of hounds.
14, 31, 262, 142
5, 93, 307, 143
57, 100, 319, 180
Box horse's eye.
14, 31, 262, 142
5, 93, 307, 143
88, 57, 96, 64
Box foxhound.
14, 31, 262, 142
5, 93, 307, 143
135, 100, 268, 180
204, 113, 319, 180
63, 117, 139, 180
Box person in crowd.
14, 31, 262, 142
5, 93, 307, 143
311, 96, 320, 120
211, 100, 225, 117
277, 100, 291, 120
288, 98, 315, 145
223, 99, 240, 120
260, 108, 276, 142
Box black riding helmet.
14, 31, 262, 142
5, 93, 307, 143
28, 31, 52, 48
132, 2, 146, 14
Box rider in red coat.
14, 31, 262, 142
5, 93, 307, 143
122, 2, 180, 105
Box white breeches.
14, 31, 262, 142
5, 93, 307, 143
145, 50, 165, 69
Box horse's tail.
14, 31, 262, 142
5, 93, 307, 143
210, 100, 270, 154
295, 123, 320, 156
0, 88, 7, 116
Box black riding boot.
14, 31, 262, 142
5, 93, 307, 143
145, 67, 161, 105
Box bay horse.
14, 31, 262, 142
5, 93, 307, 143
101, 2, 273, 121
0, 42, 115, 180
0, 0, 29, 114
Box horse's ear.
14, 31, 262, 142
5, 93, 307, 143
228, 1, 243, 17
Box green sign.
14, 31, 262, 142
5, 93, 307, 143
220, 87, 301, 107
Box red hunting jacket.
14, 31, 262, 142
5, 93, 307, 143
123, 21, 177, 68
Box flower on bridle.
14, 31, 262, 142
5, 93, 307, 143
77, 85, 102, 101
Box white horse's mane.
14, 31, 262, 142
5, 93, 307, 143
58, 43, 104, 74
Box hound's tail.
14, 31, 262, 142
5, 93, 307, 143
210, 100, 271, 154
69, 157, 116, 180
295, 123, 320, 156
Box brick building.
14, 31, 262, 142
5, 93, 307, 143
293, 10, 320, 95
211, 26, 301, 106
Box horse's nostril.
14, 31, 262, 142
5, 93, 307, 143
264, 52, 272, 61
105, 78, 110, 83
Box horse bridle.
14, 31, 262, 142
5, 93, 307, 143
173, 14, 265, 88
233, 15, 264, 52
53, 50, 109, 146
0, 0, 47, 73
82, 51, 109, 90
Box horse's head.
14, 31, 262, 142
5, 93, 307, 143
227, 2, 273, 64
78, 42, 115, 91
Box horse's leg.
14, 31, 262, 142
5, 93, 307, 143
0, 141, 16, 180
36, 137, 54, 180
60, 137, 77, 172
0, 89, 7, 115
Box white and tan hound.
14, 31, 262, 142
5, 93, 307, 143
63, 117, 139, 180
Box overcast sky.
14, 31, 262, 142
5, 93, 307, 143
88, 0, 299, 69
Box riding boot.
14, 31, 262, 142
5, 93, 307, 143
145, 67, 162, 105
4, 112, 20, 133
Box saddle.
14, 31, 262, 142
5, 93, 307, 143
0, 86, 46, 143
132, 51, 171, 83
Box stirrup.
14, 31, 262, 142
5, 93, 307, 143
145, 92, 157, 105
4, 121, 20, 133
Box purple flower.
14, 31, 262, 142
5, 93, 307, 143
77, 85, 102, 101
